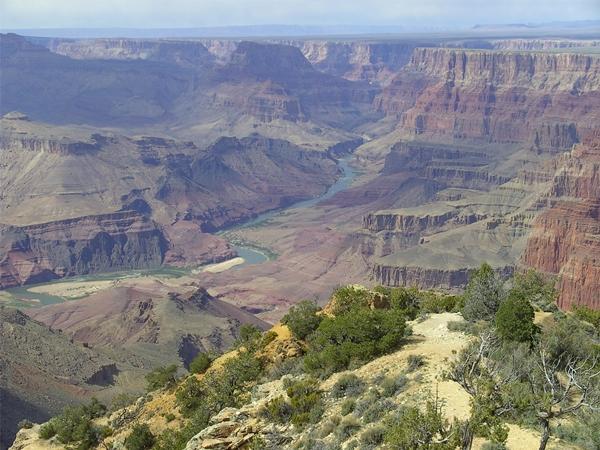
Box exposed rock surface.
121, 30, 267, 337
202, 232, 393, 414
0, 211, 168, 288
522, 131, 600, 309
376, 47, 600, 147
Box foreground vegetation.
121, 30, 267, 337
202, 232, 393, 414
29, 266, 600, 450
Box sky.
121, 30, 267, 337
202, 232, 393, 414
1, 0, 599, 30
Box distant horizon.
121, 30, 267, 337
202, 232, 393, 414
2, 0, 599, 33
3, 19, 600, 40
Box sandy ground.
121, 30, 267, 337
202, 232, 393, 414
27, 280, 117, 298
196, 257, 245, 274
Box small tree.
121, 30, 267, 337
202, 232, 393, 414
509, 270, 557, 311
384, 397, 461, 449
125, 424, 155, 450
236, 324, 263, 351
145, 364, 178, 392
495, 294, 539, 344
462, 263, 505, 322
282, 300, 322, 340
189, 353, 212, 374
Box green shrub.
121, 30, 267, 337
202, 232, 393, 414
145, 364, 178, 392
331, 374, 365, 398
284, 378, 324, 428
572, 305, 600, 331
340, 398, 356, 415
373, 285, 423, 319
236, 324, 263, 351
360, 424, 386, 446
125, 424, 155, 450
38, 399, 108, 448
335, 415, 362, 440
282, 300, 323, 340
39, 421, 57, 439
495, 293, 539, 343
330, 286, 373, 315
407, 354, 426, 372
509, 269, 557, 311
164, 413, 176, 422
384, 400, 459, 449
420, 292, 460, 313
260, 330, 278, 347
319, 416, 341, 437
381, 374, 408, 397
462, 263, 505, 322
261, 396, 292, 423
362, 399, 394, 423
304, 308, 406, 376
175, 376, 206, 416
189, 352, 212, 374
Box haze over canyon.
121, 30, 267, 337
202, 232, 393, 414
1, 9, 600, 450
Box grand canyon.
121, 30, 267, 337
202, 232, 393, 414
2, 6, 600, 450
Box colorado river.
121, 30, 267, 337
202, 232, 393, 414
224, 156, 356, 267
3, 157, 356, 307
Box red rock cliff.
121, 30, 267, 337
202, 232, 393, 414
376, 48, 600, 149
522, 131, 600, 309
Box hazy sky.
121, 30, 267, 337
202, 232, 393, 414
1, 0, 599, 29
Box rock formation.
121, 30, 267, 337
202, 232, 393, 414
522, 131, 600, 309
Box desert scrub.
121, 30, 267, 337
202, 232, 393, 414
37, 398, 108, 449
340, 397, 356, 415
407, 354, 426, 372
319, 415, 341, 437
284, 377, 324, 427
261, 395, 292, 423
335, 415, 362, 440
362, 399, 394, 423
125, 424, 155, 450
360, 424, 387, 447
145, 364, 178, 392
380, 373, 408, 396
331, 373, 365, 398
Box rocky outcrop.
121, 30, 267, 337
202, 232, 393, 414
372, 264, 514, 289
363, 209, 485, 233
376, 48, 600, 143
0, 210, 167, 288
46, 38, 215, 67
278, 40, 427, 85
522, 131, 600, 309
491, 39, 600, 51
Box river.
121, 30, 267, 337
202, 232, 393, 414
3, 156, 356, 307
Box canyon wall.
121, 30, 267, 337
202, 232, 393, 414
376, 47, 600, 148
522, 131, 600, 309
0, 211, 167, 288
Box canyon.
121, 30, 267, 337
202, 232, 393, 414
2, 29, 600, 448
